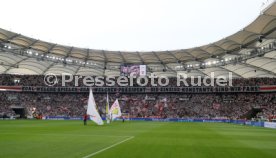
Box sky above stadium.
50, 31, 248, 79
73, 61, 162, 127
0, 0, 270, 51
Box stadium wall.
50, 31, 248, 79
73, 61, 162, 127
43, 116, 276, 129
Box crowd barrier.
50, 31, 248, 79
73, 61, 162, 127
43, 116, 276, 129
44, 116, 82, 120
127, 118, 232, 123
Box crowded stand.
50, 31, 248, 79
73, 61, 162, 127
0, 91, 275, 121
1, 75, 276, 120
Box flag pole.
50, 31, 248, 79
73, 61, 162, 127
106, 92, 110, 124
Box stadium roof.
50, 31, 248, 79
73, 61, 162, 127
0, 1, 276, 77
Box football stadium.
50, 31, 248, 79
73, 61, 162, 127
1, 0, 276, 158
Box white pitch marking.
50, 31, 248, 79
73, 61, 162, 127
82, 136, 134, 158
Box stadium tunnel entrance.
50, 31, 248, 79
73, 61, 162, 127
10, 106, 26, 118
244, 108, 262, 119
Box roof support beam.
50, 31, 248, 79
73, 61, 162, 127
246, 57, 276, 73
26, 40, 39, 48
219, 66, 243, 78
118, 51, 126, 63
65, 47, 74, 58
192, 48, 213, 59
42, 44, 57, 59
197, 69, 209, 77
164, 64, 177, 74
152, 51, 164, 65
242, 27, 276, 44
181, 50, 196, 59
83, 49, 104, 70
84, 49, 89, 63
204, 44, 225, 51
42, 62, 55, 74
239, 69, 260, 77
224, 38, 243, 46
136, 51, 144, 64
241, 63, 276, 76
47, 44, 57, 53
263, 55, 276, 60
242, 30, 259, 36
7, 34, 20, 41
102, 50, 108, 70
3, 57, 29, 73
213, 44, 227, 52
74, 65, 82, 75
102, 50, 107, 62
166, 51, 179, 63
152, 51, 177, 74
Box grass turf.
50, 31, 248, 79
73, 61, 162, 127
0, 120, 276, 158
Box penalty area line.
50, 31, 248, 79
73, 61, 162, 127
82, 136, 134, 158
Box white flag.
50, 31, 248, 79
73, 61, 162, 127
87, 88, 104, 125
109, 99, 122, 121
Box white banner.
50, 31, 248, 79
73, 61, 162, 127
264, 122, 276, 129
140, 65, 146, 76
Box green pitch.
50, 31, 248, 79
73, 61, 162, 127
0, 120, 276, 158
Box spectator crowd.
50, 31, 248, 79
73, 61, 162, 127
0, 92, 275, 120
1, 75, 276, 120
